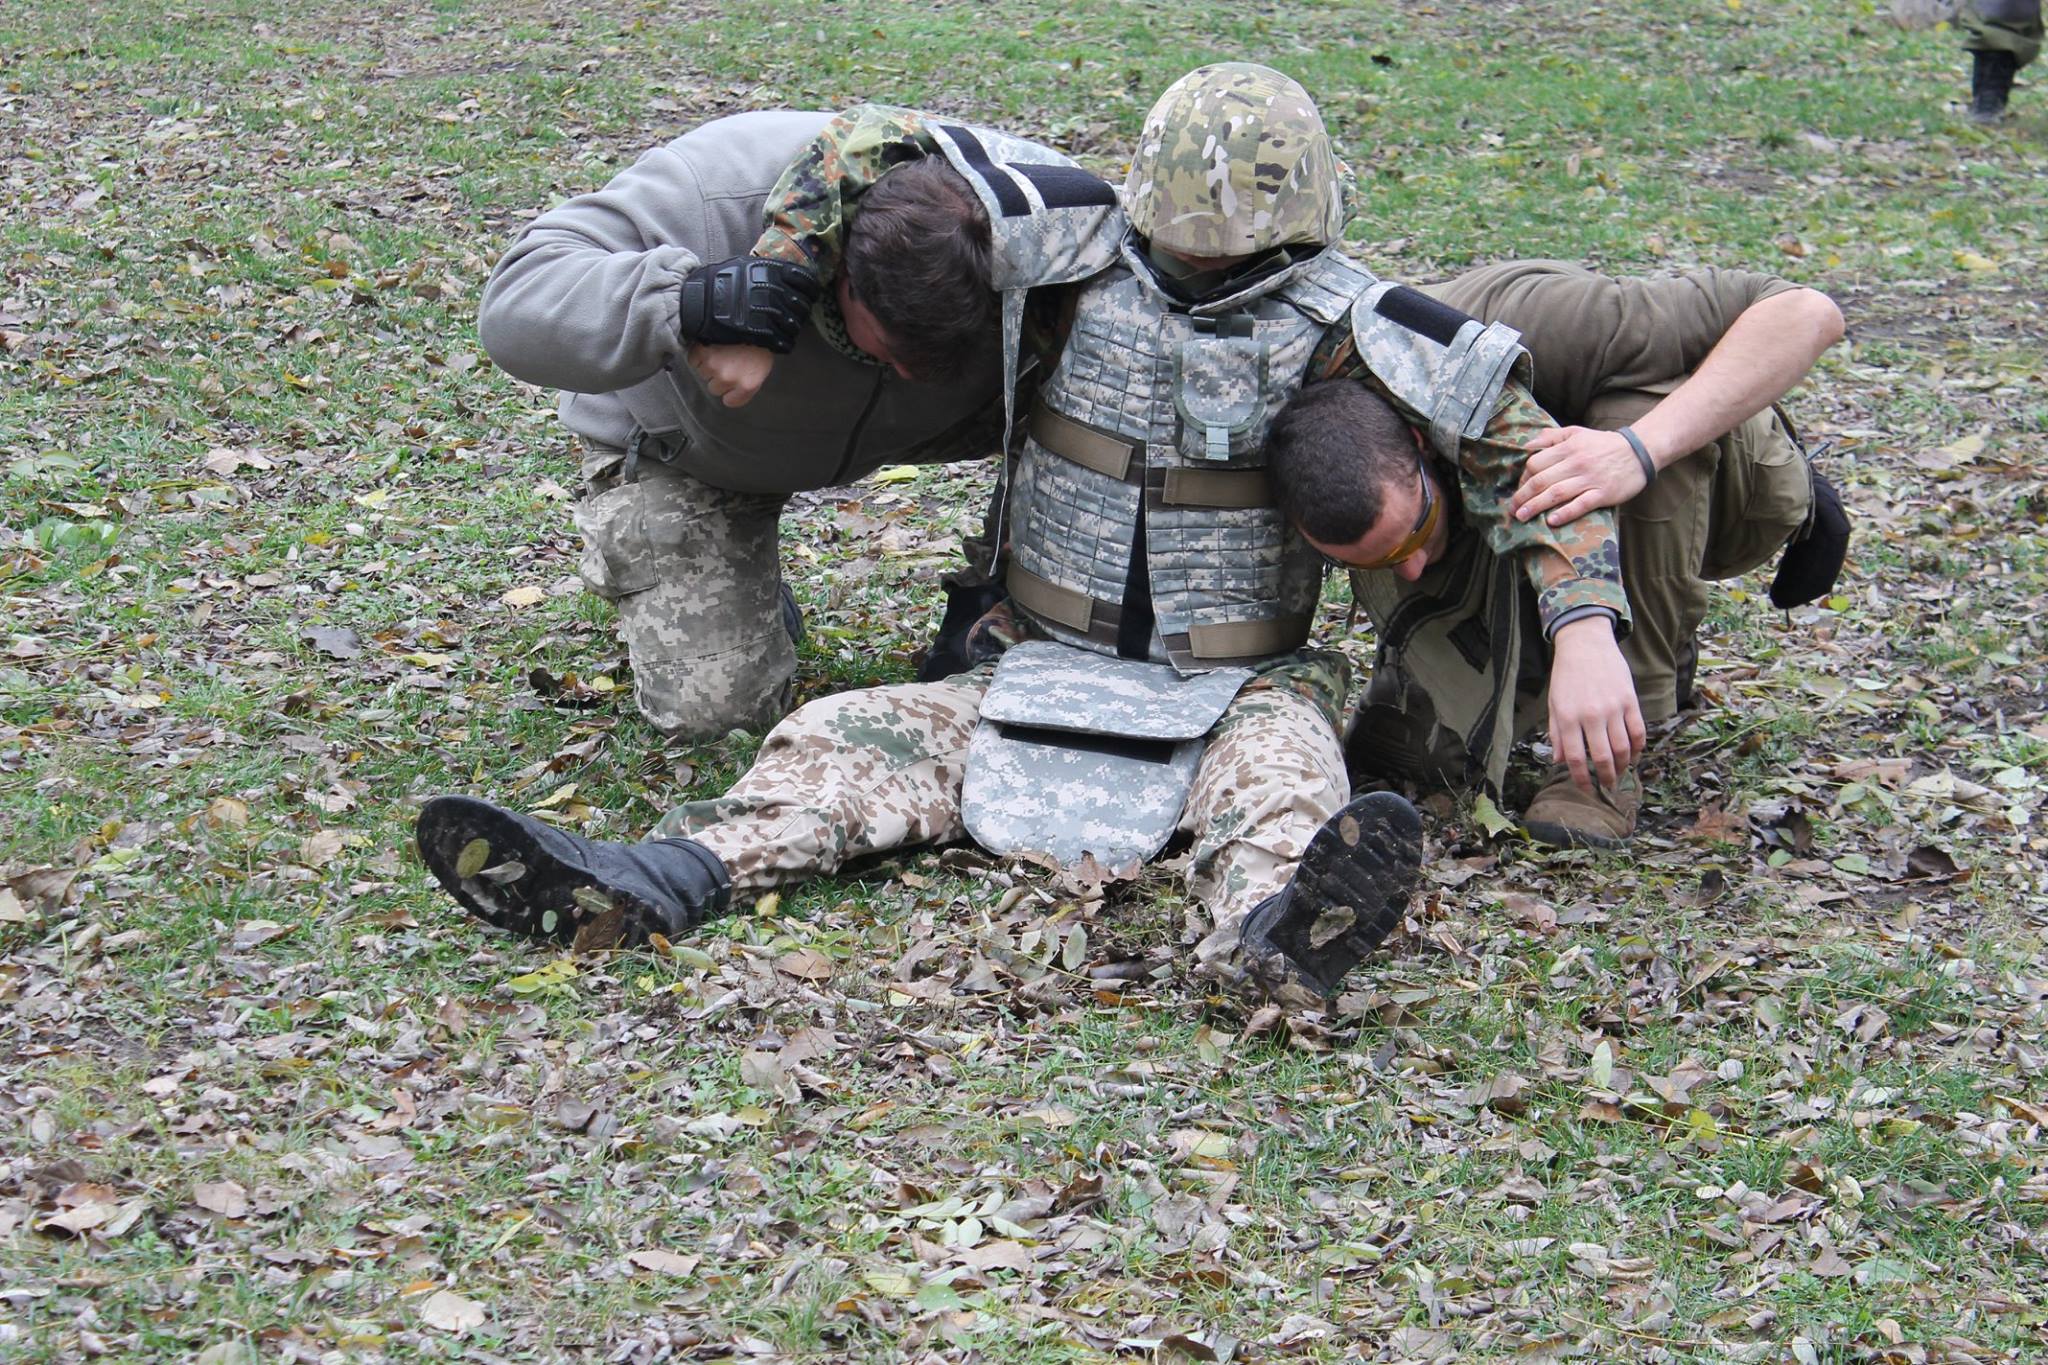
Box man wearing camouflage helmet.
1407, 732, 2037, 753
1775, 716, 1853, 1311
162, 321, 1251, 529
413, 64, 1440, 1006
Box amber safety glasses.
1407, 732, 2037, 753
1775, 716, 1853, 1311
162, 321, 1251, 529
1327, 444, 1441, 572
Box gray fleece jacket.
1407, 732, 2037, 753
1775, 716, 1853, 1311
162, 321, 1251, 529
479, 110, 1003, 495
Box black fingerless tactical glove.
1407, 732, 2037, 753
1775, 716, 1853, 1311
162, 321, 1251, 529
676, 256, 822, 353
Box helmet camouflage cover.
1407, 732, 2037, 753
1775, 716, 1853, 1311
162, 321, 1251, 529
1124, 62, 1347, 258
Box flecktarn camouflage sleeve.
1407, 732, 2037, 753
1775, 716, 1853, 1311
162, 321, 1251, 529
750, 105, 942, 279
1458, 383, 1632, 637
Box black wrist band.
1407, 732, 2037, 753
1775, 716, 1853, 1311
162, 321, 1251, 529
1618, 426, 1657, 487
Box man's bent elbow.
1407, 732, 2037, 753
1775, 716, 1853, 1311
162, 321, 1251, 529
1792, 287, 1847, 355
476, 276, 553, 384
477, 283, 624, 393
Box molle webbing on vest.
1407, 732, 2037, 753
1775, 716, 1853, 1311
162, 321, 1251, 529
1030, 404, 1136, 481
1009, 250, 1375, 673
1032, 404, 1275, 509
1165, 615, 1315, 666
1010, 542, 1306, 666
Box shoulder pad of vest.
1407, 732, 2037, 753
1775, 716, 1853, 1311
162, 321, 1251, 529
1277, 248, 1378, 326
1350, 280, 1531, 453
929, 123, 1127, 291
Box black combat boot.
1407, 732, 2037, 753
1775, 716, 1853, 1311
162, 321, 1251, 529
1238, 791, 1425, 998
1675, 633, 1700, 713
1769, 468, 1851, 609
1971, 49, 2018, 123
416, 796, 731, 949
778, 581, 805, 645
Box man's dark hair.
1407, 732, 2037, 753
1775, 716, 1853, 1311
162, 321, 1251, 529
1266, 380, 1420, 547
844, 158, 995, 382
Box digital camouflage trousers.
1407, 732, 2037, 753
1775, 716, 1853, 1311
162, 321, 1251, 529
646, 648, 1353, 978
575, 449, 795, 742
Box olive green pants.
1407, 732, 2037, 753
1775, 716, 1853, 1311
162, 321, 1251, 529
1593, 391, 1813, 727
1962, 0, 2041, 67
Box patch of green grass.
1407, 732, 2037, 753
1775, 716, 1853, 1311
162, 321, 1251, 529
4, 0, 2045, 1359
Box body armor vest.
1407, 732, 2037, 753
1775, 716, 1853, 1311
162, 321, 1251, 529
925, 119, 1531, 679
1005, 243, 1371, 672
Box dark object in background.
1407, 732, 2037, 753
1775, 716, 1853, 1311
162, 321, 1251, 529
1972, 48, 2019, 121
1770, 470, 1851, 609
918, 581, 1010, 682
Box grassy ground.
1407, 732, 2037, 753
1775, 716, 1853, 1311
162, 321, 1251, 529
3, 0, 2046, 1360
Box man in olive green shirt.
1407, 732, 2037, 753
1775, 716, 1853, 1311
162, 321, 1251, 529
1300, 261, 1846, 845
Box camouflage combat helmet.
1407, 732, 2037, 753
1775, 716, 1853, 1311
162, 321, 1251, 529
1124, 62, 1346, 259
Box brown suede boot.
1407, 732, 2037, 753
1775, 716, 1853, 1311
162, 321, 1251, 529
1521, 766, 1641, 848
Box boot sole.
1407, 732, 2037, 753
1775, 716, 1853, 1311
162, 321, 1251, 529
1521, 816, 1627, 851
416, 796, 662, 949
1242, 791, 1424, 996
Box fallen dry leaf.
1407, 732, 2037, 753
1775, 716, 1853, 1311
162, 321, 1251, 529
299, 624, 363, 660
193, 1180, 248, 1218
201, 447, 275, 476
628, 1248, 701, 1276
417, 1288, 486, 1334
774, 948, 835, 981
298, 830, 346, 869
204, 797, 250, 829
39, 1202, 117, 1236
231, 919, 290, 950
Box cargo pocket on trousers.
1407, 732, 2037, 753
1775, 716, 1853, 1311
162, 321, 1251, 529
1703, 413, 1811, 581
573, 481, 662, 602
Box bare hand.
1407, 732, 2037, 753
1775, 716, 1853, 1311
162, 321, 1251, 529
687, 343, 776, 408
1514, 426, 1650, 526
1546, 616, 1646, 793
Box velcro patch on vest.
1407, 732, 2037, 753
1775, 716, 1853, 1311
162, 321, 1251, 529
1012, 161, 1117, 211
1029, 403, 1137, 482
1158, 467, 1273, 509
1008, 565, 1099, 634
1168, 613, 1313, 664
929, 123, 1127, 292
1374, 285, 1473, 348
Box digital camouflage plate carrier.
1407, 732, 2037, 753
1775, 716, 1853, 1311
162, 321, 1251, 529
962, 641, 1252, 866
